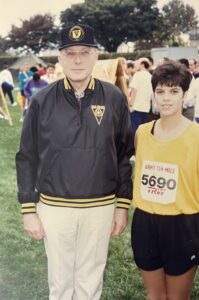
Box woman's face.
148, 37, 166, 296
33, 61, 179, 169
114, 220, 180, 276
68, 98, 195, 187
154, 84, 186, 117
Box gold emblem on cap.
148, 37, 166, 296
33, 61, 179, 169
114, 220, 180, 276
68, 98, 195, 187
69, 26, 84, 41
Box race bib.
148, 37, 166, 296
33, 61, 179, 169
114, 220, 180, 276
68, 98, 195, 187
141, 160, 179, 204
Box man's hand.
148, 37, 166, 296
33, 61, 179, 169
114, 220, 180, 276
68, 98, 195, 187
111, 208, 128, 237
23, 213, 45, 240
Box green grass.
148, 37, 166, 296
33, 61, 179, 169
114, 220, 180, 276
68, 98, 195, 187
0, 93, 199, 299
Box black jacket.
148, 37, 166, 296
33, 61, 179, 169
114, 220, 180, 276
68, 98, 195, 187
16, 78, 134, 213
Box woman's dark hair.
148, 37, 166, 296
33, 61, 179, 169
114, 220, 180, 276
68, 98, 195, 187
178, 58, 189, 69
127, 62, 134, 69
147, 56, 154, 65
151, 61, 192, 92
141, 60, 150, 70
30, 66, 38, 73
33, 72, 40, 82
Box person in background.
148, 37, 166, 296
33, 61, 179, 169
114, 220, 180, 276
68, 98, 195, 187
126, 61, 136, 110
36, 63, 46, 76
41, 64, 57, 84
120, 56, 129, 83
19, 63, 33, 98
18, 63, 33, 110
158, 57, 170, 66
193, 76, 199, 123
189, 58, 199, 79
24, 72, 48, 105
146, 56, 156, 74
179, 58, 197, 121
0, 65, 16, 106
29, 66, 38, 74
126, 61, 135, 88
132, 61, 199, 300
54, 62, 65, 79
16, 24, 133, 300
128, 57, 153, 139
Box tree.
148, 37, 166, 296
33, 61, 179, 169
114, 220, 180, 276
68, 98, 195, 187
60, 0, 198, 51
0, 35, 7, 54
60, 0, 160, 52
161, 0, 198, 45
5, 14, 59, 53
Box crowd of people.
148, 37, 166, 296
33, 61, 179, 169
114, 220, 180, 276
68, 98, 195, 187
0, 62, 61, 120
122, 55, 199, 130
1, 51, 199, 128
0, 22, 199, 300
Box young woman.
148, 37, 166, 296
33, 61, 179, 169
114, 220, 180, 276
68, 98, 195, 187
131, 61, 199, 300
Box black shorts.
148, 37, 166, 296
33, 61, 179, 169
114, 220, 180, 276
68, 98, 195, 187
131, 208, 199, 276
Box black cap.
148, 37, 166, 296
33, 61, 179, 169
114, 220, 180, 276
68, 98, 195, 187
59, 24, 98, 50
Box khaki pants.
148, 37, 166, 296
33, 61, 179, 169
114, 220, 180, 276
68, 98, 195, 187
37, 202, 115, 300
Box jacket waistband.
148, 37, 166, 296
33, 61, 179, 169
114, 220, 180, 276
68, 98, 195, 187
40, 193, 115, 208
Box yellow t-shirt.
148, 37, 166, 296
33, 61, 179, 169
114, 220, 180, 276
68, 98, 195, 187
133, 121, 199, 215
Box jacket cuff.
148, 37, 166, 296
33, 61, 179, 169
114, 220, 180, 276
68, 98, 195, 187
18, 191, 39, 214
18, 191, 40, 203
116, 198, 132, 209
21, 202, 36, 214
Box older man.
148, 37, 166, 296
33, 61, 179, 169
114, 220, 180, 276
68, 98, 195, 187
16, 24, 133, 300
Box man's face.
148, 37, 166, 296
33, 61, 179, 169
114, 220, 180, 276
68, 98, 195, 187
47, 67, 55, 75
23, 64, 29, 72
58, 45, 98, 84
126, 66, 134, 76
134, 60, 141, 71
189, 59, 196, 73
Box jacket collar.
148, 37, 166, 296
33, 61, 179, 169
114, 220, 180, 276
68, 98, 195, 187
64, 77, 95, 91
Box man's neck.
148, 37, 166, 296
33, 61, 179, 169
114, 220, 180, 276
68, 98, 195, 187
69, 77, 91, 93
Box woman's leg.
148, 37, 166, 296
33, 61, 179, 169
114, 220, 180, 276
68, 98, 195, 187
166, 266, 197, 300
140, 268, 167, 300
